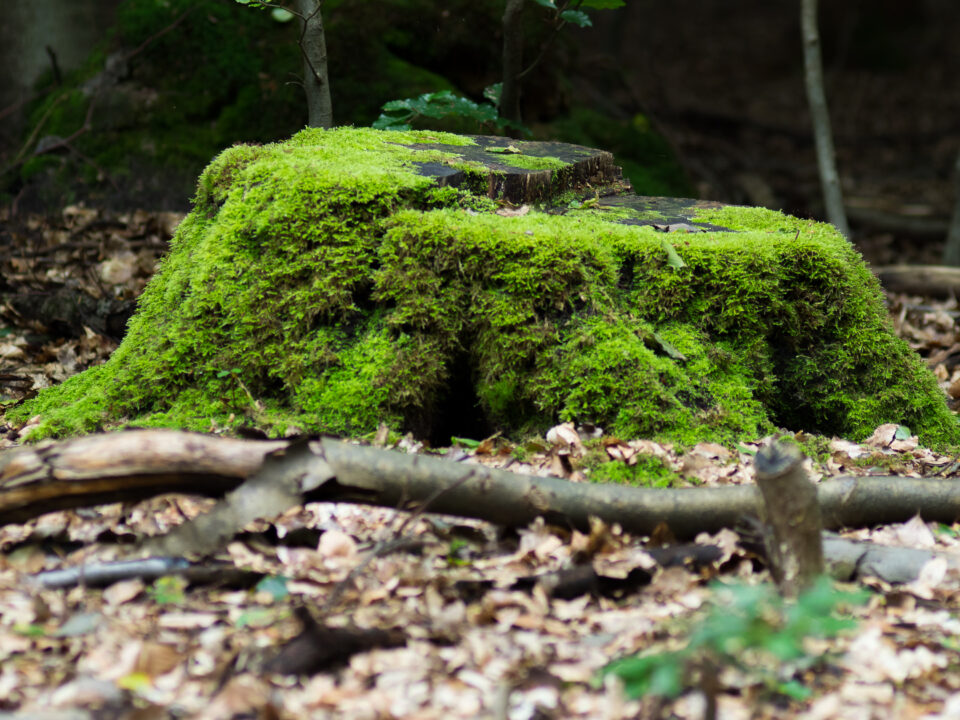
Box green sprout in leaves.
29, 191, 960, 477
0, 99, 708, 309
602, 577, 869, 703
148, 576, 188, 605
446, 537, 471, 567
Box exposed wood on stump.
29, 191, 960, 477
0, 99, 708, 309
410, 135, 624, 205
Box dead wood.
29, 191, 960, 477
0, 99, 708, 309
4, 430, 960, 542
874, 264, 960, 298
29, 557, 261, 590
822, 533, 960, 584
754, 442, 824, 596
264, 606, 406, 676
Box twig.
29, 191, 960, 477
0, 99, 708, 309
9, 93, 68, 168
0, 85, 56, 123
235, 1, 327, 85
518, 0, 584, 81
45, 46, 62, 86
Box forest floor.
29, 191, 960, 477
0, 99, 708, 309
1, 207, 960, 718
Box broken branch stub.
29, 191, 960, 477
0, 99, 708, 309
754, 442, 824, 596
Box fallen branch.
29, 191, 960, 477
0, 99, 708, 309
875, 264, 960, 298
4, 431, 960, 542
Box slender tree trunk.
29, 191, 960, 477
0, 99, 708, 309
293, 0, 332, 128
500, 0, 524, 129
801, 0, 850, 237
942, 150, 960, 265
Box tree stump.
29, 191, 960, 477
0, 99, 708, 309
6, 127, 957, 448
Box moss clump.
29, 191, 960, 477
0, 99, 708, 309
588, 455, 681, 488
6, 127, 958, 449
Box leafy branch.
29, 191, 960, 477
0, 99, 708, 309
372, 89, 527, 135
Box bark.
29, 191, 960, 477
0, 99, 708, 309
801, 0, 850, 237
942, 149, 960, 265
754, 443, 823, 596
293, 0, 332, 128
500, 0, 525, 128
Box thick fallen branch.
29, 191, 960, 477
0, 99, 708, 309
823, 533, 960, 584
874, 264, 960, 298
3, 430, 960, 542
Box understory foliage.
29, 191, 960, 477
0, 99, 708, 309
7, 127, 958, 448
603, 577, 869, 702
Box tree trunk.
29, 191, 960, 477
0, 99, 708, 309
801, 0, 850, 238
293, 0, 332, 128
500, 0, 524, 128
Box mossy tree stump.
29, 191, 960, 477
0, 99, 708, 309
8, 128, 958, 448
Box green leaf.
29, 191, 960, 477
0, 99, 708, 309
256, 575, 290, 601
937, 523, 960, 538
660, 238, 687, 268
651, 331, 686, 361
235, 608, 276, 628
451, 436, 481, 449
604, 652, 685, 699
117, 672, 152, 692
580, 0, 625, 7
560, 9, 592, 26
372, 114, 412, 131
531, 0, 557, 8
646, 657, 685, 698
778, 679, 813, 701
762, 632, 803, 661
381, 98, 415, 111
484, 83, 502, 105
374, 91, 501, 131
149, 576, 187, 605
14, 623, 48, 637
894, 424, 912, 440
270, 8, 294, 22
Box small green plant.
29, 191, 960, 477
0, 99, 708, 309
372, 89, 526, 135
446, 537, 472, 567
602, 577, 868, 703
148, 576, 188, 605
936, 523, 960, 539
451, 436, 482, 450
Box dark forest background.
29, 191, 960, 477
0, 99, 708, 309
2, 0, 959, 266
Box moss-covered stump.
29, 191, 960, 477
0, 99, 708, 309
7, 127, 958, 448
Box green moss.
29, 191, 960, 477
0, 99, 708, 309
7, 127, 958, 449
589, 455, 681, 488
491, 154, 567, 171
